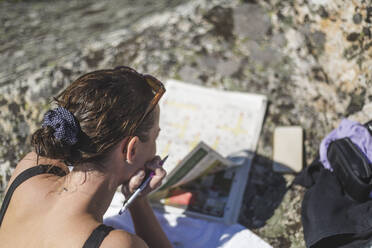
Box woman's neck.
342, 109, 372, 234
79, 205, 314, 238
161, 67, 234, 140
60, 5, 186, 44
58, 167, 119, 222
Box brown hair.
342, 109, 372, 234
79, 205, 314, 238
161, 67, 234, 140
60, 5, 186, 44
31, 67, 156, 166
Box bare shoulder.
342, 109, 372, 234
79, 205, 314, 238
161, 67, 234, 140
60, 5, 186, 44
100, 229, 149, 248
13, 151, 69, 176
5, 152, 69, 192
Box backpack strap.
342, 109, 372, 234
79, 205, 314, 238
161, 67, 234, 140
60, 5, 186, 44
82, 224, 114, 248
0, 164, 67, 226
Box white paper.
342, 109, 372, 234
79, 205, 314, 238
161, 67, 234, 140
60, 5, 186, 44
104, 196, 273, 248
157, 79, 267, 175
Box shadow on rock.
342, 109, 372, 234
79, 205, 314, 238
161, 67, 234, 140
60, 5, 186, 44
239, 153, 288, 229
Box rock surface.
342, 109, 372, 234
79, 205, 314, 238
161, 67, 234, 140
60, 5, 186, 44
1, 0, 371, 247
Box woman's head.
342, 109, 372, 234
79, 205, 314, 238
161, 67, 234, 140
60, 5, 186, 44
31, 66, 163, 166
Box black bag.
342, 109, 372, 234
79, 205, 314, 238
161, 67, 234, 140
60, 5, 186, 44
328, 138, 372, 202
327, 121, 372, 202
295, 120, 372, 247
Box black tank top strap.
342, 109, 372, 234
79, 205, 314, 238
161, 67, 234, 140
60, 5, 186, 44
82, 224, 114, 248
0, 164, 114, 248
0, 164, 67, 226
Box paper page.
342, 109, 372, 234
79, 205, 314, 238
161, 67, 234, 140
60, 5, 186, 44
173, 148, 230, 187
151, 166, 237, 219
157, 142, 233, 190
157, 79, 267, 175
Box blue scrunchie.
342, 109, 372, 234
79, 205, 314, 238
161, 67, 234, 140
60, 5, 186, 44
42, 106, 80, 145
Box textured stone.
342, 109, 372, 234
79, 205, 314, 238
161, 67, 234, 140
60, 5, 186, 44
203, 6, 234, 40
233, 4, 271, 41
0, 0, 372, 247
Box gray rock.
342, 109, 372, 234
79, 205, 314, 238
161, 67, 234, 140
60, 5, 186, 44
196, 54, 219, 71
216, 58, 241, 77
245, 40, 282, 66
353, 13, 363, 24
203, 6, 234, 40
271, 33, 287, 48
0, 0, 371, 247
233, 4, 271, 41
178, 65, 203, 85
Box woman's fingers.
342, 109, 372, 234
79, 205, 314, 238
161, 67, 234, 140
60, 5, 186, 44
129, 169, 146, 191
121, 169, 145, 198
141, 156, 167, 194
121, 155, 168, 198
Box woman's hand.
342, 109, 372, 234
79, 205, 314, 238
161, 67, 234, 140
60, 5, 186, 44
122, 156, 173, 248
121, 156, 167, 199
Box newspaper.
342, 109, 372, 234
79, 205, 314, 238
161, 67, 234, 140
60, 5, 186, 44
150, 79, 267, 224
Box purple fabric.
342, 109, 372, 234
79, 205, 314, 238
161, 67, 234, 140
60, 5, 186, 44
319, 119, 372, 171
42, 106, 80, 145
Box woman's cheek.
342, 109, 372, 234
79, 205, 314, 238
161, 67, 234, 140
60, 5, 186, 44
152, 142, 157, 157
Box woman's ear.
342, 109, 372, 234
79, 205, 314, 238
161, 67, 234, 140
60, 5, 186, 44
125, 136, 140, 163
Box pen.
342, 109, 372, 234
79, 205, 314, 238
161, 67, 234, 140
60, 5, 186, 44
119, 155, 169, 215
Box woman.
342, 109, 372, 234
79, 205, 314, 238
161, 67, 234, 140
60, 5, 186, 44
0, 66, 173, 247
